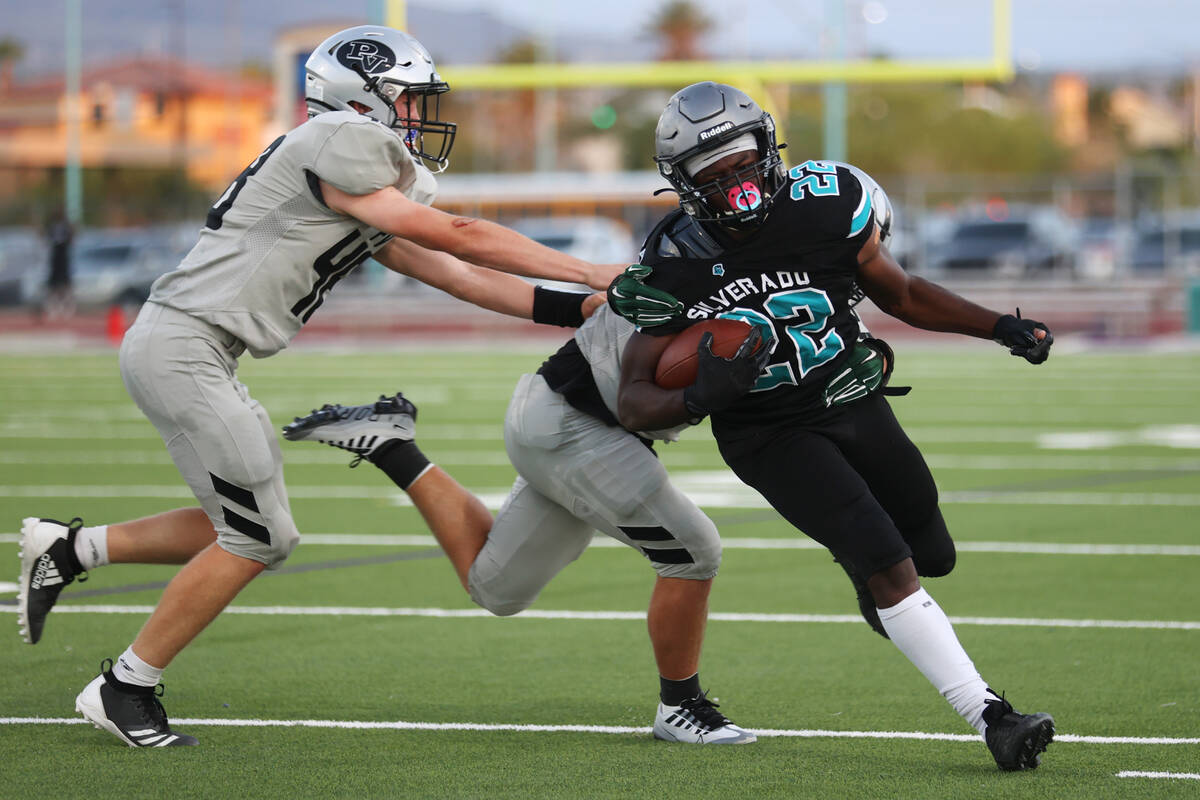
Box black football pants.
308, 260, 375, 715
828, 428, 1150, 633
716, 394, 955, 581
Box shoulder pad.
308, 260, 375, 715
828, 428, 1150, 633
306, 115, 410, 196
644, 209, 726, 262
783, 160, 874, 241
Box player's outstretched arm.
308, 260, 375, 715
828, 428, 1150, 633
376, 238, 604, 324
323, 181, 623, 290
856, 228, 999, 337
855, 227, 1052, 362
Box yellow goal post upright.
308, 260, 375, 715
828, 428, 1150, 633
408, 0, 1013, 165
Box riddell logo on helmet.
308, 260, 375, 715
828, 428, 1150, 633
698, 121, 735, 141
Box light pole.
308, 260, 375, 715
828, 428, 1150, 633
64, 0, 81, 225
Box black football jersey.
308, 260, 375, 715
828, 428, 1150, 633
640, 160, 876, 431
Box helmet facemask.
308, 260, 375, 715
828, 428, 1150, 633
665, 129, 785, 229
353, 69, 456, 173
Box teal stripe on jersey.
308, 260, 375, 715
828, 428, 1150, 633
848, 187, 873, 238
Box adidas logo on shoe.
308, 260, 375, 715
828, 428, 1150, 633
30, 553, 64, 590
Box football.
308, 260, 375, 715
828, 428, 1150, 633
654, 318, 757, 390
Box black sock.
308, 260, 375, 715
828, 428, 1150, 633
660, 673, 702, 706
367, 440, 431, 490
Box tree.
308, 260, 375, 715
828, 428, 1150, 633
0, 37, 25, 94
648, 1, 712, 61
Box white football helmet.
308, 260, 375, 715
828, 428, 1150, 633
305, 25, 456, 172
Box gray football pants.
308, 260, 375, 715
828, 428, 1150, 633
468, 373, 721, 616
119, 303, 300, 568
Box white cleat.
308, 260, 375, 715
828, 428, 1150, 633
282, 392, 416, 464
652, 692, 756, 744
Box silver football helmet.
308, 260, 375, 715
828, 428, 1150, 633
655, 82, 786, 228
305, 25, 456, 172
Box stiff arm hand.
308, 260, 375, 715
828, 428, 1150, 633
607, 264, 684, 327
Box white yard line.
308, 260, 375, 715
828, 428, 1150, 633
3, 533, 1198, 557
0, 604, 1195, 630
0, 716, 1195, 745
2, 451, 1199, 471
3, 485, 1200, 507
1116, 771, 1200, 780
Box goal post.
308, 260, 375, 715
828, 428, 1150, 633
432, 1, 1012, 161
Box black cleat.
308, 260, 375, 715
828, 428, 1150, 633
17, 516, 88, 644
833, 554, 888, 638
983, 690, 1054, 771
75, 659, 198, 747
282, 392, 417, 466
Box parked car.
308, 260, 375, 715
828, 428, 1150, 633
1075, 217, 1133, 280
509, 216, 637, 291
21, 227, 192, 311
0, 228, 46, 306
1130, 217, 1200, 274
926, 207, 1076, 277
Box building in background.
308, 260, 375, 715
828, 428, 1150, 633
0, 57, 273, 195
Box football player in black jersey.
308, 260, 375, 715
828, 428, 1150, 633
610, 81, 1055, 771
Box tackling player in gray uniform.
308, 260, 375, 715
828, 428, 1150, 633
280, 300, 760, 744
16, 25, 621, 748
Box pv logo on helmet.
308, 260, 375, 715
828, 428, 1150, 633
336, 40, 397, 74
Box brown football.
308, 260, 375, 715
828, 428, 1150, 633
654, 318, 757, 390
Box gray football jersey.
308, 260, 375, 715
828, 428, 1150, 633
148, 111, 437, 357
573, 304, 690, 442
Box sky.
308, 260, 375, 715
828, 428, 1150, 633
6, 0, 1200, 76
438, 0, 1200, 72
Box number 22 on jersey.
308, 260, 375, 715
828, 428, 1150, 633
789, 161, 841, 201
719, 287, 846, 390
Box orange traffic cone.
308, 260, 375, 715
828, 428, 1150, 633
106, 304, 126, 346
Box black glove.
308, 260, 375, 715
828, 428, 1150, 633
682, 327, 770, 418
993, 308, 1053, 364
606, 264, 684, 327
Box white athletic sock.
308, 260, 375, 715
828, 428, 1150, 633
74, 525, 109, 570
112, 646, 164, 688
877, 587, 991, 735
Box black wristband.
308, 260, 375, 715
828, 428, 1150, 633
532, 286, 591, 328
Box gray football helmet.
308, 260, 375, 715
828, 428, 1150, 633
655, 81, 786, 228
305, 25, 456, 172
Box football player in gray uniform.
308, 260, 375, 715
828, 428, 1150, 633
16, 25, 622, 748
281, 300, 764, 745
